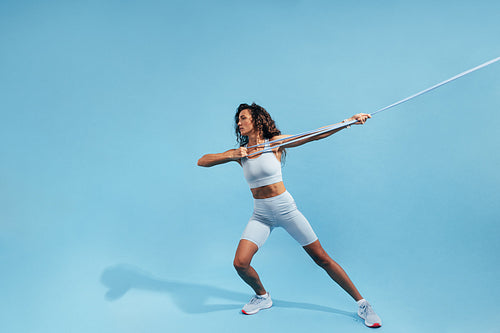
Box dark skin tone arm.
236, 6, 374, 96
271, 113, 371, 150
197, 149, 241, 168
197, 113, 371, 167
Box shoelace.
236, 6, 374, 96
359, 303, 374, 317
249, 295, 264, 304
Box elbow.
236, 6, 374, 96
197, 157, 211, 167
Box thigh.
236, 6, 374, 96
240, 217, 272, 249
279, 209, 318, 247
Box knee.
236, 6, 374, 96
312, 253, 332, 269
233, 257, 250, 273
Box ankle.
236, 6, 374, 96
356, 298, 367, 306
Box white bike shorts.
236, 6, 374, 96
241, 191, 318, 248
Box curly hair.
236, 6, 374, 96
234, 103, 286, 161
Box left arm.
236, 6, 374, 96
273, 113, 371, 149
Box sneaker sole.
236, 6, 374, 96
241, 302, 273, 315
358, 311, 382, 328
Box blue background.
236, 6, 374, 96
1, 1, 499, 332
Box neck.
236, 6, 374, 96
247, 133, 264, 146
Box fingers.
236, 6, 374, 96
239, 147, 247, 157
232, 147, 247, 160
353, 113, 371, 125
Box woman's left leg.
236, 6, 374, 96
305, 240, 382, 327
303, 239, 363, 302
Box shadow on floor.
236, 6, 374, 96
100, 264, 360, 322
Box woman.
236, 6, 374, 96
197, 103, 382, 328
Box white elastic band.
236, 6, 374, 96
246, 56, 500, 157
370, 56, 500, 116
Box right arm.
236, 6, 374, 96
197, 147, 248, 167
272, 113, 371, 149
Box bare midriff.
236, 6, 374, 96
250, 181, 286, 199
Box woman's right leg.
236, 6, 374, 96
233, 239, 267, 295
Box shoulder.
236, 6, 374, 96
269, 135, 290, 157
271, 135, 291, 142
270, 135, 292, 147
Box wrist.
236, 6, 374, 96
342, 118, 352, 128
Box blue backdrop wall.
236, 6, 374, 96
1, 1, 499, 332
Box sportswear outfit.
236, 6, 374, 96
238, 140, 382, 328
240, 140, 318, 248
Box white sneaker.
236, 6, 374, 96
241, 293, 273, 315
358, 300, 382, 328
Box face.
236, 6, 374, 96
237, 109, 255, 136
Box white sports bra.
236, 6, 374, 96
241, 140, 283, 189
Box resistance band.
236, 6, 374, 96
246, 56, 500, 157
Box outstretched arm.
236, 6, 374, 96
275, 113, 371, 149
197, 147, 247, 167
